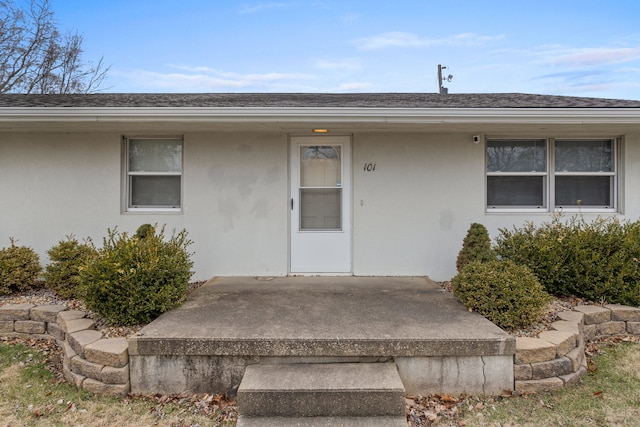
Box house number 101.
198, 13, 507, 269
363, 163, 376, 172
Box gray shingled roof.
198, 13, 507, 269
2, 93, 640, 108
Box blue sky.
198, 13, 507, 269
47, 0, 640, 99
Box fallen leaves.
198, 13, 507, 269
2, 336, 65, 381
406, 394, 466, 426
141, 392, 238, 423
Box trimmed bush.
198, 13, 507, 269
0, 239, 42, 295
496, 216, 640, 306
495, 218, 573, 296
43, 236, 96, 299
134, 223, 155, 240
80, 225, 194, 326
456, 223, 496, 271
453, 260, 552, 330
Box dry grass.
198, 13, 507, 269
1, 321, 638, 426
456, 341, 640, 427
0, 341, 236, 427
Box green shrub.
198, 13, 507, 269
452, 260, 552, 329
456, 223, 496, 271
495, 216, 640, 306
0, 239, 42, 295
134, 223, 155, 240
80, 225, 194, 326
43, 236, 96, 299
495, 217, 573, 296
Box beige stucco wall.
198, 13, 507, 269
183, 132, 288, 276
351, 132, 484, 278
0, 131, 290, 280
2, 130, 639, 282
1, 132, 122, 254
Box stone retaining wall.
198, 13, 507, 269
514, 304, 640, 393
1, 301, 639, 397
0, 303, 129, 397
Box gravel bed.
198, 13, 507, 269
0, 281, 207, 338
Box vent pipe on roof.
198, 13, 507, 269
438, 64, 453, 95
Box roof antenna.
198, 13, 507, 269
438, 64, 453, 94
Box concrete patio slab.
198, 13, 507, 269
128, 276, 515, 396
130, 276, 513, 357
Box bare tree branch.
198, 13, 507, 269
0, 0, 110, 93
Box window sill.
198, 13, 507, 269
124, 208, 183, 215
486, 207, 618, 214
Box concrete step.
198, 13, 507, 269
237, 363, 406, 418
236, 415, 407, 427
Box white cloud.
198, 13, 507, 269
354, 31, 503, 50
452, 33, 505, 45
239, 2, 297, 13
313, 58, 361, 71
120, 70, 250, 91
542, 47, 640, 67
334, 82, 373, 91
355, 32, 432, 50
169, 65, 313, 82
114, 66, 316, 92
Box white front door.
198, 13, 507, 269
290, 135, 352, 273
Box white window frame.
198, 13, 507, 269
486, 138, 548, 212
486, 137, 619, 213
122, 136, 184, 213
552, 138, 617, 211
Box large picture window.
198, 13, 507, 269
125, 137, 183, 211
487, 138, 617, 211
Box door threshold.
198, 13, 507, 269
288, 272, 354, 277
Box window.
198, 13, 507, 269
124, 137, 183, 211
487, 138, 617, 211
487, 139, 547, 208
554, 139, 614, 208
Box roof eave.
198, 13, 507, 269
1, 107, 640, 125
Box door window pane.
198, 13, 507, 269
487, 176, 545, 207
300, 188, 342, 230
300, 146, 341, 187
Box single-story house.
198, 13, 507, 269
2, 93, 640, 281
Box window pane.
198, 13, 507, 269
130, 176, 181, 207
129, 139, 182, 172
300, 146, 341, 187
555, 139, 612, 172
300, 188, 341, 230
487, 140, 546, 172
555, 176, 612, 207
487, 176, 544, 207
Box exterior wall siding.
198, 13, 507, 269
2, 130, 639, 282
352, 132, 484, 278
1, 131, 290, 281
